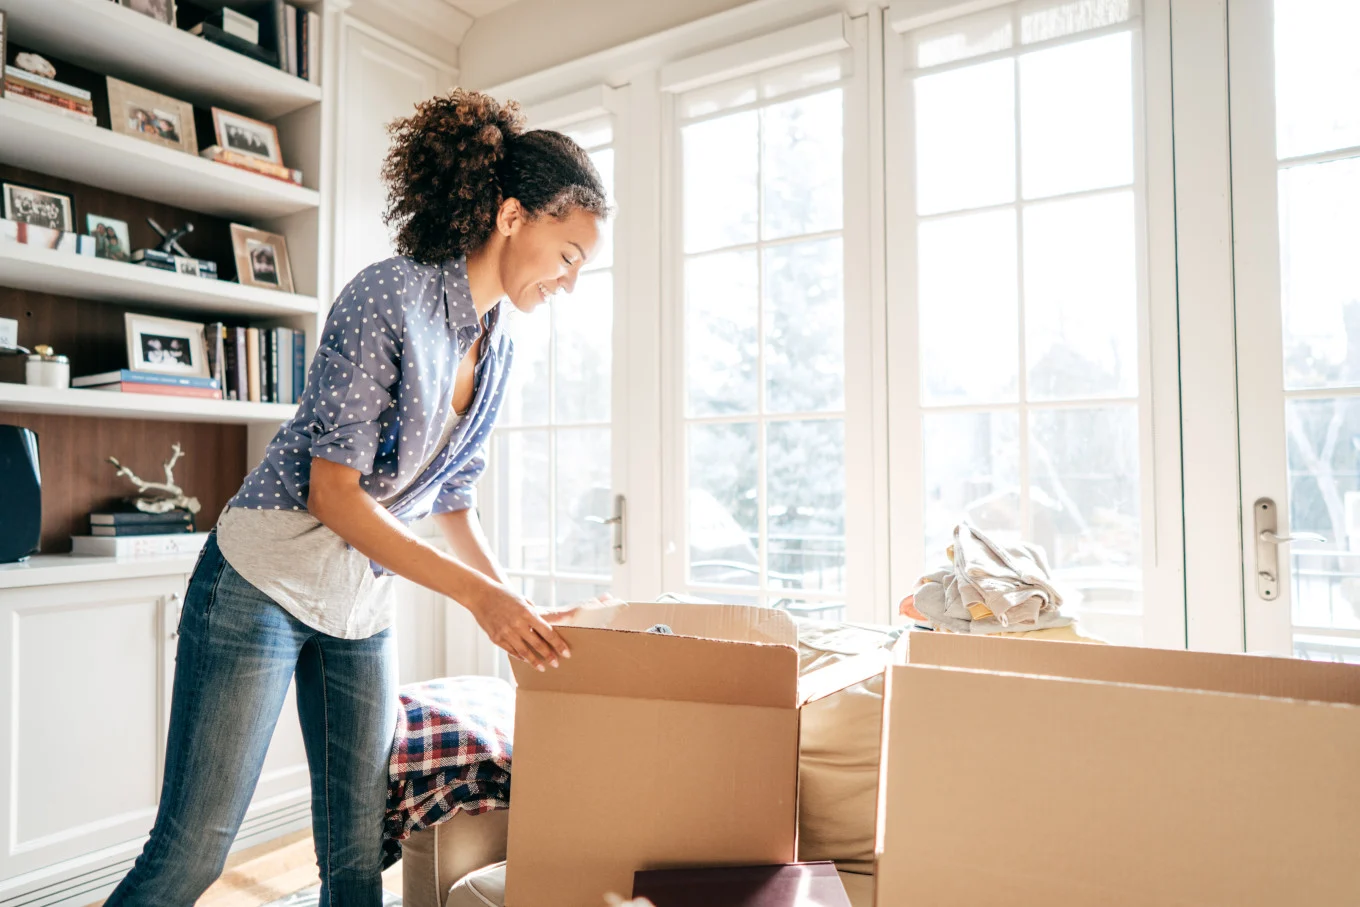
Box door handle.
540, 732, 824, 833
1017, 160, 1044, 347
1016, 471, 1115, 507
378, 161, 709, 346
585, 494, 627, 565
1253, 498, 1325, 601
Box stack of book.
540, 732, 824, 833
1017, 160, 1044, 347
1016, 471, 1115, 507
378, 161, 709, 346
184, 6, 279, 68
72, 369, 223, 399
207, 322, 306, 404
3, 65, 96, 125
88, 508, 196, 537
200, 145, 303, 186
72, 527, 209, 559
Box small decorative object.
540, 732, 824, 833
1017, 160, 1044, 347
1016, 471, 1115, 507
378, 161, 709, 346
107, 442, 202, 516
106, 77, 197, 154
150, 216, 193, 256
124, 312, 210, 378
130, 217, 218, 278
25, 345, 69, 387
2, 182, 74, 232
212, 107, 283, 165
13, 52, 55, 80
86, 214, 132, 262
120, 0, 176, 26
230, 223, 293, 292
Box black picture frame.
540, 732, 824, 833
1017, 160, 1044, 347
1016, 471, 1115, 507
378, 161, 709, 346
2, 182, 76, 232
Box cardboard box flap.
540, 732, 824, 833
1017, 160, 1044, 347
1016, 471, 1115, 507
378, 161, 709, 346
796, 647, 892, 706
906, 630, 1360, 705
565, 601, 798, 646
512, 625, 800, 708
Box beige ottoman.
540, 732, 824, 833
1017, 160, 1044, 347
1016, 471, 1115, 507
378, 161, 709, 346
401, 810, 510, 907
445, 862, 876, 907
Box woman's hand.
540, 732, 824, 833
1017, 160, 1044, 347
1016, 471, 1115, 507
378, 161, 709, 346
468, 584, 573, 671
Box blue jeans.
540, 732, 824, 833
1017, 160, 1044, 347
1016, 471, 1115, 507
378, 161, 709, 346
105, 531, 398, 906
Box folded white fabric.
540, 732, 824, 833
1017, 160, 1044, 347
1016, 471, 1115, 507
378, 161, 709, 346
911, 522, 1072, 634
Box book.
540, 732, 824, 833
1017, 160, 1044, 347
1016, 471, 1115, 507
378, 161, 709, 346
2, 92, 98, 125
277, 327, 293, 405
306, 10, 320, 85
293, 330, 306, 402
285, 3, 298, 76
90, 509, 194, 527
73, 369, 220, 389
191, 7, 260, 43
188, 22, 279, 67
91, 522, 196, 537
200, 146, 302, 184
3, 82, 94, 112
246, 327, 262, 402
267, 326, 279, 403
4, 65, 92, 100
233, 327, 248, 402
88, 382, 223, 399
71, 531, 209, 559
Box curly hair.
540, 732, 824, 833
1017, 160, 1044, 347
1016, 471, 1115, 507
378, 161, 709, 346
381, 88, 609, 265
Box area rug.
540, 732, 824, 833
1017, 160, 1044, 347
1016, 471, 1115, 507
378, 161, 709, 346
262, 887, 402, 906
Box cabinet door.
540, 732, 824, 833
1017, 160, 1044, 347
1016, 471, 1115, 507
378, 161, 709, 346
333, 23, 442, 290
0, 575, 181, 880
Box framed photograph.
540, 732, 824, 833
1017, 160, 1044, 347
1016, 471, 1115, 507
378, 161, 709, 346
230, 224, 294, 293
86, 213, 131, 262
212, 108, 283, 165
120, 0, 175, 26
3, 182, 75, 231
106, 77, 197, 155
124, 312, 209, 378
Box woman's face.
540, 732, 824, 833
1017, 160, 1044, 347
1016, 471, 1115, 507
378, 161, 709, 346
496, 201, 604, 314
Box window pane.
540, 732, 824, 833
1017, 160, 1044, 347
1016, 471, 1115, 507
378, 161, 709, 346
1029, 405, 1142, 645
585, 147, 614, 272
555, 427, 612, 575
919, 208, 1019, 405
494, 430, 550, 573
914, 59, 1016, 215
1024, 190, 1139, 400
910, 6, 1013, 69
923, 411, 1021, 562
768, 419, 846, 594
508, 574, 551, 608
688, 422, 760, 587
1019, 0, 1135, 44
686, 250, 759, 416
1279, 158, 1360, 391
1285, 398, 1360, 636
683, 111, 758, 252
1274, 0, 1360, 159
501, 307, 549, 425
554, 270, 613, 423
764, 237, 845, 414
563, 116, 612, 150
1019, 31, 1134, 199
761, 89, 843, 240
556, 580, 613, 610
759, 52, 849, 100
681, 77, 759, 119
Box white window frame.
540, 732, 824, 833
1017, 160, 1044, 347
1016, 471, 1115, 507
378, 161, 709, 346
881, 0, 1186, 646
656, 13, 887, 624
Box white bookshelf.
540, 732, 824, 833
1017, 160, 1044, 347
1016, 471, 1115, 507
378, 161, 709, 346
0, 552, 199, 589
0, 100, 320, 219
0, 381, 298, 424
0, 241, 319, 317
1, 0, 322, 119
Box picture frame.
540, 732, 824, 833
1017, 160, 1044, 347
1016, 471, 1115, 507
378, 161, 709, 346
230, 224, 293, 293
124, 312, 209, 378
212, 107, 283, 165
120, 0, 176, 26
106, 77, 198, 155
86, 213, 132, 262
2, 182, 75, 232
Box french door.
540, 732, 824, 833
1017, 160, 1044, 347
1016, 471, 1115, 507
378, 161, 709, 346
1233, 0, 1360, 659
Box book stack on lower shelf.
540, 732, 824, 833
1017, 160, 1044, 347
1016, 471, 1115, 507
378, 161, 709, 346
73, 508, 208, 558
73, 369, 222, 399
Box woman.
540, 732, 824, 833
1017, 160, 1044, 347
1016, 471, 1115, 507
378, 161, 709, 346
105, 89, 609, 906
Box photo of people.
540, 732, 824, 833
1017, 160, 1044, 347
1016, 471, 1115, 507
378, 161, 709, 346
141, 333, 193, 366
125, 313, 210, 378
86, 214, 131, 262
3, 183, 73, 231
106, 78, 197, 154
213, 108, 283, 164
124, 103, 182, 143
122, 0, 175, 25
247, 238, 279, 285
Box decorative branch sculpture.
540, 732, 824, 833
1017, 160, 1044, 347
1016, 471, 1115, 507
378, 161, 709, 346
107, 442, 202, 514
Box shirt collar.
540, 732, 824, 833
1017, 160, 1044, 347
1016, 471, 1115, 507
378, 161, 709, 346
441, 257, 480, 336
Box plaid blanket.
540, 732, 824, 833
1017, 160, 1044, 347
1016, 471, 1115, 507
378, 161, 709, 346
382, 676, 514, 868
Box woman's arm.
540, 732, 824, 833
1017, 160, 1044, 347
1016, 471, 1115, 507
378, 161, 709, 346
309, 457, 569, 669
431, 507, 506, 584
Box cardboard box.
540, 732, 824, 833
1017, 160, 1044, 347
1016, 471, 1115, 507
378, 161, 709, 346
633, 861, 851, 906
504, 602, 890, 907
875, 632, 1360, 905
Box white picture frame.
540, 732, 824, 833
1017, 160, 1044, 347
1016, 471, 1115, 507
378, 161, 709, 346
125, 312, 209, 378
212, 107, 284, 165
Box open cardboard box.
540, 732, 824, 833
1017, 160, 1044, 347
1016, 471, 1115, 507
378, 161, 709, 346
503, 602, 890, 907
874, 631, 1360, 905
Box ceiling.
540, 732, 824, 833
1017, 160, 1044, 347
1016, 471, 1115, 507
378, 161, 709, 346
344, 0, 526, 65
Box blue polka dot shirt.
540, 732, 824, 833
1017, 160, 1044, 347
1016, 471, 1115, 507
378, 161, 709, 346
226, 255, 514, 573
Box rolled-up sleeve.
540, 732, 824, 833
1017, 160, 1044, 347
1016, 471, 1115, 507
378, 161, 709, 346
308, 267, 404, 475
432, 449, 487, 514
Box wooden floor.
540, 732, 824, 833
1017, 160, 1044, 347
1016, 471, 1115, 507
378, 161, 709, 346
86, 831, 404, 906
